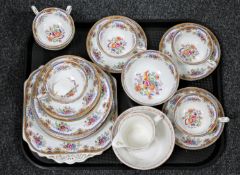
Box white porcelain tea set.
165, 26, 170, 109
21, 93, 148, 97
22, 5, 229, 170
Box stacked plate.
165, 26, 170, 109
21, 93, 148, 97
23, 55, 118, 164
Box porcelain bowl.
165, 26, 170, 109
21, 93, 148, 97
122, 50, 179, 106
31, 6, 75, 50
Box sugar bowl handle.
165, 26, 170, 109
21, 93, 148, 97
31, 5, 39, 15
66, 5, 72, 15
218, 117, 230, 123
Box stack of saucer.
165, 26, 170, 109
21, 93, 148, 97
23, 55, 117, 164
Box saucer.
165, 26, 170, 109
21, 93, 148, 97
112, 106, 175, 170
23, 67, 118, 164
86, 16, 147, 73
31, 6, 75, 50
162, 87, 225, 150
172, 26, 213, 65
44, 61, 88, 103
122, 50, 179, 106
159, 23, 220, 81
34, 66, 113, 140
35, 55, 101, 121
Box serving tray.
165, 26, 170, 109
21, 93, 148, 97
22, 20, 226, 170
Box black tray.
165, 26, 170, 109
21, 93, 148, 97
22, 20, 226, 170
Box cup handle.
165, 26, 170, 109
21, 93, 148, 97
153, 114, 164, 124
207, 59, 217, 68
66, 5, 72, 15
112, 133, 127, 148
31, 5, 39, 15
218, 117, 230, 123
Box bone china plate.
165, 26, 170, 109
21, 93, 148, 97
162, 87, 225, 150
122, 50, 179, 106
86, 16, 147, 73
35, 55, 101, 121
31, 6, 75, 50
34, 66, 113, 140
112, 106, 175, 170
23, 68, 118, 164
159, 23, 220, 81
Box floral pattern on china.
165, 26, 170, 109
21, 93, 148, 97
179, 44, 199, 62
134, 70, 163, 99
45, 24, 65, 42
107, 36, 127, 55
182, 108, 202, 128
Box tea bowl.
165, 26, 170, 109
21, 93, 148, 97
122, 50, 179, 106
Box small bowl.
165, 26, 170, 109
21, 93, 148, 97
31, 5, 75, 50
173, 92, 229, 136
171, 25, 213, 65
122, 50, 179, 106
43, 60, 88, 103
97, 19, 138, 58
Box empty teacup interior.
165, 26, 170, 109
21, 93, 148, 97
112, 113, 155, 149
98, 20, 137, 57
172, 26, 213, 65
174, 93, 218, 136
45, 61, 87, 103
34, 8, 74, 47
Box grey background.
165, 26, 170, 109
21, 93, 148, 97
0, 0, 239, 174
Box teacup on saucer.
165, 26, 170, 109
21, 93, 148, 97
159, 23, 221, 81
163, 87, 229, 150
122, 50, 179, 106
31, 5, 75, 50
112, 106, 175, 170
112, 113, 161, 149
172, 26, 213, 65
86, 16, 147, 73
35, 55, 101, 121
174, 93, 229, 136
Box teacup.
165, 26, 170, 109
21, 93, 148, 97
44, 61, 88, 103
31, 5, 75, 50
97, 19, 138, 58
112, 112, 162, 149
174, 93, 229, 136
171, 26, 213, 65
